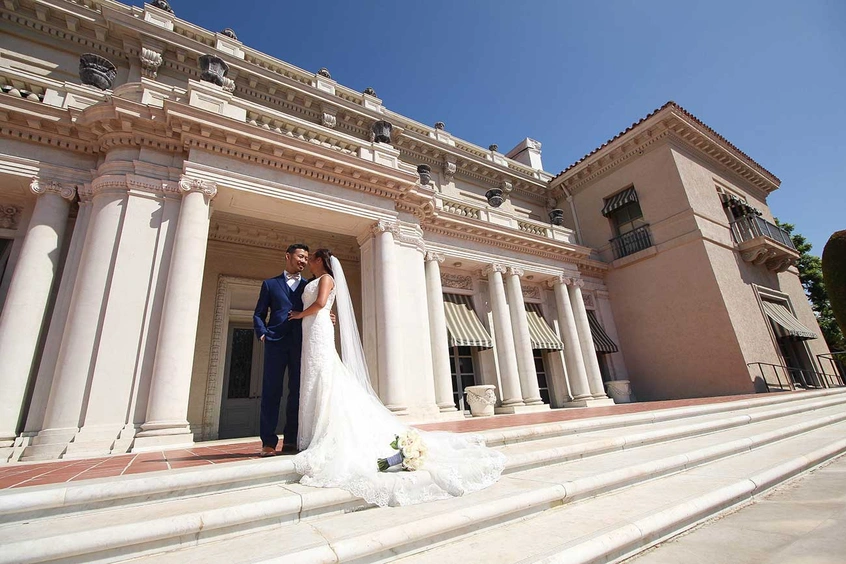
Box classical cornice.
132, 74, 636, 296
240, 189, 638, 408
551, 102, 781, 195
5, 0, 552, 191
419, 209, 606, 275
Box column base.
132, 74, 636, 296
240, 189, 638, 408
20, 427, 78, 461
494, 404, 551, 415
0, 435, 31, 463
522, 397, 546, 406
437, 402, 458, 413
385, 405, 408, 416
563, 397, 616, 408
131, 431, 194, 453
133, 421, 194, 452
62, 423, 126, 459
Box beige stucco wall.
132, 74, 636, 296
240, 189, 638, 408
569, 143, 692, 261
605, 237, 752, 400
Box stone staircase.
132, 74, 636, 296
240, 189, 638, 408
2, 389, 846, 564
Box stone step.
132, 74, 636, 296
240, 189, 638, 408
3, 389, 843, 526
3, 394, 844, 564
384, 421, 846, 564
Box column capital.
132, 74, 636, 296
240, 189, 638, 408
178, 177, 218, 199
549, 273, 584, 287
30, 178, 75, 201
371, 218, 399, 236
506, 266, 524, 277
483, 263, 506, 277
425, 251, 445, 263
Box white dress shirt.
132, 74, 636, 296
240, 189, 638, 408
284, 270, 302, 290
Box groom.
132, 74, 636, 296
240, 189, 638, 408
253, 243, 309, 456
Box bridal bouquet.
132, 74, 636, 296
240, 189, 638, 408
377, 429, 428, 472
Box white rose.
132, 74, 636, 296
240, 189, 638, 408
402, 446, 420, 459
403, 457, 423, 471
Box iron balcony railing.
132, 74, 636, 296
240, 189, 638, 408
729, 215, 796, 250
610, 224, 653, 260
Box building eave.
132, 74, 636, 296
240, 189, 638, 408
550, 102, 781, 195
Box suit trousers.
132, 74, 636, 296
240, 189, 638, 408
260, 338, 301, 448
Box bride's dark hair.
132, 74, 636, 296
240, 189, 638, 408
313, 248, 334, 277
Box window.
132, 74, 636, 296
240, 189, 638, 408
448, 345, 477, 411
609, 201, 646, 237
533, 350, 550, 404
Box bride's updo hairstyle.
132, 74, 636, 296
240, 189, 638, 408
313, 248, 334, 277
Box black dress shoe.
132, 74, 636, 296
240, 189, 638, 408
279, 444, 300, 455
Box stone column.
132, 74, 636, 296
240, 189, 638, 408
550, 275, 592, 401
34, 180, 127, 455
485, 264, 524, 407
134, 178, 217, 450
0, 179, 75, 446
504, 267, 544, 405
569, 279, 609, 399
372, 220, 406, 414
424, 251, 456, 412
23, 196, 93, 437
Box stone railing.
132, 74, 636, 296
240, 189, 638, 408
517, 220, 550, 237
0, 67, 109, 111
441, 199, 482, 220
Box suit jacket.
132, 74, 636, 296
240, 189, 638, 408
253, 274, 307, 344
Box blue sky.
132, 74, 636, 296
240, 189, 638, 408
137, 0, 844, 255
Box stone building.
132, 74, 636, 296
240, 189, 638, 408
0, 0, 832, 462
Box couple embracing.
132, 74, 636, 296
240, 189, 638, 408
253, 244, 505, 507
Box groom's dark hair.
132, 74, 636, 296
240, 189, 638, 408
287, 243, 309, 254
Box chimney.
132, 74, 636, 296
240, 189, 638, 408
505, 138, 543, 170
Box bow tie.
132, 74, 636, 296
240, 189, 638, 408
285, 273, 301, 280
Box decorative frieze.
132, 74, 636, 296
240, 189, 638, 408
441, 273, 473, 291
0, 204, 21, 229
522, 285, 541, 300
583, 292, 595, 309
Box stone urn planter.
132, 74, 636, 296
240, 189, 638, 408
485, 188, 504, 208
198, 54, 230, 87
464, 384, 497, 417
416, 164, 431, 185
371, 120, 393, 144
549, 208, 565, 226
78, 54, 117, 90
606, 380, 635, 404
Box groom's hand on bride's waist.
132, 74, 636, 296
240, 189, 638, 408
330, 312, 336, 325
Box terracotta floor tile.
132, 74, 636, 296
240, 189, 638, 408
123, 461, 170, 476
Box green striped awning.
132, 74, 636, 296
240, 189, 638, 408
587, 310, 619, 353
762, 300, 817, 341
443, 293, 493, 348
601, 186, 639, 217
525, 303, 564, 350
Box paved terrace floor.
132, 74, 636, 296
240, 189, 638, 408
0, 392, 795, 490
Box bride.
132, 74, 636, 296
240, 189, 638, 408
287, 248, 506, 507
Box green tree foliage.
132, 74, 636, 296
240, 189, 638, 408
822, 231, 846, 349
776, 220, 845, 352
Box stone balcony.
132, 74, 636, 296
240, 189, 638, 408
730, 215, 799, 273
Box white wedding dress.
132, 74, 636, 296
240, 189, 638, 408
292, 263, 506, 507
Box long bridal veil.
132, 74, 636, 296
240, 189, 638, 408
329, 255, 379, 399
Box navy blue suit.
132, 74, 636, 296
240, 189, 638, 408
253, 274, 306, 449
